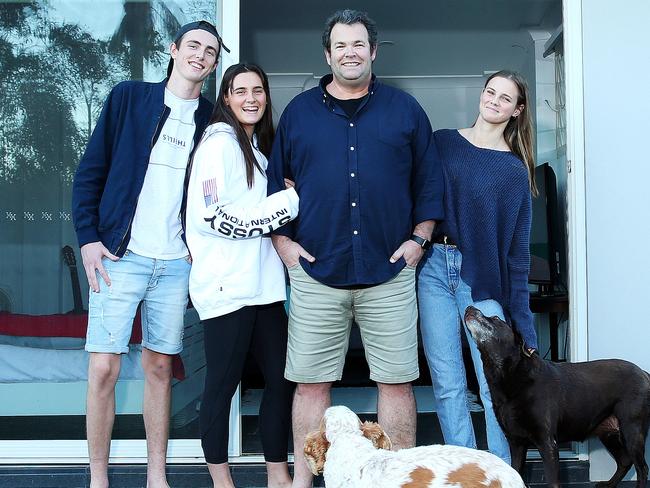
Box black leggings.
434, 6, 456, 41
199, 302, 294, 464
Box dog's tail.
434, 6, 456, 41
645, 371, 650, 432
646, 371, 650, 416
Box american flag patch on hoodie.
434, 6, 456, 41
202, 178, 218, 207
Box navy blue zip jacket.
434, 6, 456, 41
72, 79, 213, 256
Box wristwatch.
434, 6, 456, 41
410, 234, 431, 250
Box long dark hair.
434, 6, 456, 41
484, 70, 537, 196
209, 62, 274, 188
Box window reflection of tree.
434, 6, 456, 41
51, 25, 117, 143
0, 2, 126, 182
109, 1, 180, 82
0, 1, 215, 315
0, 1, 216, 183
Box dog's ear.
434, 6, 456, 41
304, 424, 329, 476
361, 421, 392, 450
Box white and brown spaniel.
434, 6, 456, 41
304, 405, 525, 488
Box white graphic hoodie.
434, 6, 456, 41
186, 122, 299, 320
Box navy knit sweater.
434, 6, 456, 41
435, 129, 537, 349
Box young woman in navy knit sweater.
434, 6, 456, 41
417, 70, 538, 464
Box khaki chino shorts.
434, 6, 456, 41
284, 264, 419, 384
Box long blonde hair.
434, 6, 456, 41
484, 70, 538, 196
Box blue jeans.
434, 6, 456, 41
417, 244, 511, 464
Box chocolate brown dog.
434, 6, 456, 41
464, 306, 650, 488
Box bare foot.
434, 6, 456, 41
146, 479, 170, 488
269, 483, 292, 488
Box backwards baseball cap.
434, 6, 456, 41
166, 20, 230, 77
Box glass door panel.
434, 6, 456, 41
0, 0, 229, 461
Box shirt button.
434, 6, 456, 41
350, 172, 355, 177
353, 230, 359, 235
350, 146, 355, 151
349, 123, 354, 127
351, 202, 357, 207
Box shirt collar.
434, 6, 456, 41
318, 74, 378, 106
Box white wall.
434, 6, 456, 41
267, 73, 487, 130
243, 28, 537, 78
240, 0, 561, 75
582, 0, 650, 480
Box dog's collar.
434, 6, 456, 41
522, 345, 537, 358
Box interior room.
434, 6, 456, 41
236, 0, 570, 456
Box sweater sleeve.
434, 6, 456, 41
190, 132, 299, 240
72, 83, 122, 247
507, 188, 538, 349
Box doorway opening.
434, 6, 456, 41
237, 0, 571, 457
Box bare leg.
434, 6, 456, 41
291, 382, 332, 488
207, 461, 292, 488
207, 462, 235, 488
267, 461, 292, 488
87, 353, 121, 488
141, 348, 173, 488
377, 382, 416, 450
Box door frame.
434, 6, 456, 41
0, 0, 588, 465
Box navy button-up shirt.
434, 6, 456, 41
267, 75, 444, 287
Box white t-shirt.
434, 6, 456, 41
128, 89, 199, 259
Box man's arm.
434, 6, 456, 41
410, 104, 445, 226
271, 235, 315, 268
413, 220, 435, 241
265, 105, 316, 267
266, 110, 297, 240
80, 242, 118, 292
390, 103, 444, 267
389, 219, 435, 266
72, 85, 123, 292
72, 84, 121, 247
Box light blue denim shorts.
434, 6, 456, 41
85, 250, 191, 355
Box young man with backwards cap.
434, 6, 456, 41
72, 21, 226, 488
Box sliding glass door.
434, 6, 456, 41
0, 0, 239, 463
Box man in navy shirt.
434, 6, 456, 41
267, 9, 443, 486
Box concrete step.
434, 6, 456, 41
0, 461, 638, 487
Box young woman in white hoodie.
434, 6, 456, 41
185, 63, 299, 488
